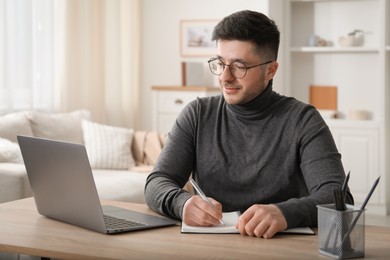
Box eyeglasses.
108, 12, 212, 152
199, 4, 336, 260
208, 58, 273, 79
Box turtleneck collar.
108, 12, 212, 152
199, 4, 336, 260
226, 81, 275, 116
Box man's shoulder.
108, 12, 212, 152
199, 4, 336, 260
196, 94, 223, 104
179, 94, 223, 119
272, 93, 324, 125
274, 93, 315, 112
186, 94, 223, 110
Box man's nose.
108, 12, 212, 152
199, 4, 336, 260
219, 65, 235, 81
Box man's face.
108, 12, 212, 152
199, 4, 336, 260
216, 40, 277, 105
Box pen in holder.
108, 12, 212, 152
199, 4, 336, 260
317, 204, 364, 259
317, 176, 380, 259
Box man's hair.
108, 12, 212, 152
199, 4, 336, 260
212, 10, 280, 61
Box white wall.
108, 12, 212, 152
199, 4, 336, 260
139, 0, 277, 131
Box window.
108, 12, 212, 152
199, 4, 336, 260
0, 0, 55, 113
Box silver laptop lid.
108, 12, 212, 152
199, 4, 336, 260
18, 135, 107, 233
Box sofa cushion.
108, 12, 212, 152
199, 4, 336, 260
92, 169, 148, 203
129, 165, 154, 173
131, 131, 166, 166
28, 110, 91, 144
82, 120, 135, 170
0, 138, 23, 163
144, 132, 166, 165
0, 163, 32, 203
0, 112, 33, 142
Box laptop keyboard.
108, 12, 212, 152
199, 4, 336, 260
104, 214, 146, 230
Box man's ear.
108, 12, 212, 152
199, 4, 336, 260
265, 61, 279, 81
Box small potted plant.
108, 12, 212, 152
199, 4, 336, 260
338, 30, 364, 47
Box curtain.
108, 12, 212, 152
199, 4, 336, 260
57, 0, 140, 128
0, 0, 140, 129
0, 0, 55, 113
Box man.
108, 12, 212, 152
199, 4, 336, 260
145, 10, 353, 239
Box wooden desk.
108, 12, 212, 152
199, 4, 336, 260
0, 198, 389, 259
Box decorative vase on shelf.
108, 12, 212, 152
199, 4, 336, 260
308, 34, 327, 47
338, 30, 364, 47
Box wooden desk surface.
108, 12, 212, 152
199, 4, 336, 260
0, 198, 389, 260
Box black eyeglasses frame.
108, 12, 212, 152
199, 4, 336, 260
207, 58, 273, 79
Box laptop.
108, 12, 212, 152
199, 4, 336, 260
17, 135, 177, 234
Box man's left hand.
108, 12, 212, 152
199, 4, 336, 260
236, 204, 287, 239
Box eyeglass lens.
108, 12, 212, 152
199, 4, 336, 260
209, 59, 247, 79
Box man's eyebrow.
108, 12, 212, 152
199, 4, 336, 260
215, 56, 247, 64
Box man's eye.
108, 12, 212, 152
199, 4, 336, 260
233, 62, 246, 70
216, 61, 224, 66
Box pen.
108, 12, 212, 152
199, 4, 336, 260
341, 171, 350, 193
189, 179, 224, 225
325, 171, 350, 250
341, 176, 380, 244
341, 171, 350, 201
333, 170, 350, 212
333, 188, 346, 211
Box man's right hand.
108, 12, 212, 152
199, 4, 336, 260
182, 195, 223, 226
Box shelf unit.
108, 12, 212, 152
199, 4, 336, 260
290, 47, 379, 53
385, 0, 390, 216
151, 86, 220, 134
283, 0, 389, 214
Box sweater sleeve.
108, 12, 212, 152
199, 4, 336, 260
275, 106, 354, 228
144, 101, 198, 219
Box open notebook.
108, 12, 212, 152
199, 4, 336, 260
181, 211, 314, 235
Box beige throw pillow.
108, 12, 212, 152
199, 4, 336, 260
0, 137, 23, 163
0, 112, 34, 142
82, 120, 135, 170
28, 110, 91, 144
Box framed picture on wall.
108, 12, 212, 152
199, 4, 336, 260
180, 20, 219, 57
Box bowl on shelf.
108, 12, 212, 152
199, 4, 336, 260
338, 30, 364, 47
348, 109, 371, 120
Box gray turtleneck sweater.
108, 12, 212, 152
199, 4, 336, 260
144, 85, 353, 228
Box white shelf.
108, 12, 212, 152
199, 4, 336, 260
285, 0, 389, 214
325, 119, 381, 129
291, 0, 373, 2
290, 47, 379, 53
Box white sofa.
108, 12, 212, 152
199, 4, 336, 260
0, 110, 165, 204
